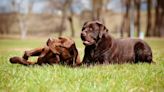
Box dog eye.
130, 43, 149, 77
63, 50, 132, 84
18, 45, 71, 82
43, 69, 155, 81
89, 28, 92, 31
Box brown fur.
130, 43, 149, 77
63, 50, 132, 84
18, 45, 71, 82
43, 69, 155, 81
9, 36, 81, 66
81, 21, 154, 65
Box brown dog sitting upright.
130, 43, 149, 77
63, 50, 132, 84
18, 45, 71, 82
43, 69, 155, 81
81, 21, 154, 65
10, 36, 81, 66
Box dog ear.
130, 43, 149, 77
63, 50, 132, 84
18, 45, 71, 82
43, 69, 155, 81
47, 38, 60, 46
47, 38, 61, 54
59, 36, 74, 49
46, 38, 52, 46
95, 21, 108, 38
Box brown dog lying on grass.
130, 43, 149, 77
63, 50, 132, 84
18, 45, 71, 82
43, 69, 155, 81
81, 21, 154, 65
9, 36, 81, 67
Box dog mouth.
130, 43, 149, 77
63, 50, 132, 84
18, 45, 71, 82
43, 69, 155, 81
81, 35, 95, 46
82, 39, 95, 46
83, 40, 91, 45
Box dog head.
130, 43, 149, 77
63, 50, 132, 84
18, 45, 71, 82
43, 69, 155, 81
81, 21, 108, 46
47, 36, 81, 66
46, 37, 62, 55
46, 36, 73, 58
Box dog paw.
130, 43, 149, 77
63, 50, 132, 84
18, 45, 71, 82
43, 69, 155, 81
22, 51, 29, 60
9, 56, 22, 64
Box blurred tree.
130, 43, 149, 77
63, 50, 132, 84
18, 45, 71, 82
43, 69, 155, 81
68, 7, 75, 37
92, 0, 103, 21
59, 0, 75, 37
92, 0, 108, 22
59, 0, 71, 37
0, 13, 13, 34
153, 0, 164, 37
0, 1, 15, 35
145, 0, 152, 37
11, 0, 34, 39
145, 0, 164, 37
154, 0, 160, 36
120, 0, 130, 37
48, 0, 75, 37
134, 0, 141, 37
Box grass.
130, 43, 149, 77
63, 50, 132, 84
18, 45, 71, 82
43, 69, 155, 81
0, 37, 164, 92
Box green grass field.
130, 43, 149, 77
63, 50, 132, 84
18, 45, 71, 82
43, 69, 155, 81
0, 37, 164, 92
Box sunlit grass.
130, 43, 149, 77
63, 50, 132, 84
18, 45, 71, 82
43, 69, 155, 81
0, 37, 164, 92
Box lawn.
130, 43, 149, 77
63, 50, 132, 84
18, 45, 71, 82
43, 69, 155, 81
0, 37, 164, 92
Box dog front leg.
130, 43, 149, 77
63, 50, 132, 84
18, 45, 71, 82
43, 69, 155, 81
23, 47, 45, 60
36, 46, 50, 65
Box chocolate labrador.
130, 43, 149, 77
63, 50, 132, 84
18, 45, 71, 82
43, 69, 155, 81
81, 21, 154, 65
10, 36, 81, 66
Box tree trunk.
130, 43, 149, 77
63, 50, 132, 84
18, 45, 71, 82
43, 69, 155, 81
134, 0, 141, 37
68, 15, 75, 37
121, 0, 130, 37
92, 0, 103, 21
19, 15, 28, 39
68, 6, 75, 38
154, 0, 159, 36
154, 0, 164, 37
59, 9, 67, 37
59, 0, 73, 37
145, 0, 152, 37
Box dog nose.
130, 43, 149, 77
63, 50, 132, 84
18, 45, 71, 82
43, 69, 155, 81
81, 32, 85, 39
47, 38, 53, 45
